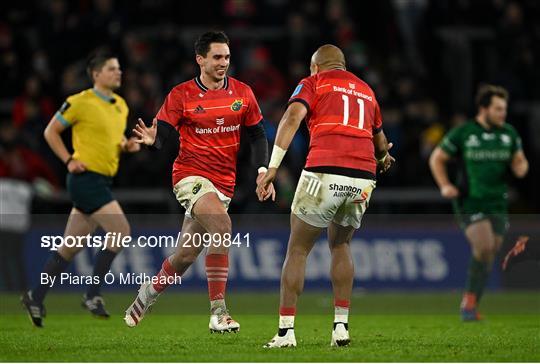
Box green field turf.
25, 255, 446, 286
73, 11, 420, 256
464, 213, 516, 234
1, 291, 539, 362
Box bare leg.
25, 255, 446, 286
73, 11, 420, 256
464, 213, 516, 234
169, 216, 207, 274
58, 208, 97, 260
280, 215, 322, 309
89, 200, 130, 253
327, 222, 355, 305
462, 220, 497, 316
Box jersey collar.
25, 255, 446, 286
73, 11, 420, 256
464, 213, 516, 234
194, 76, 229, 92
92, 88, 116, 103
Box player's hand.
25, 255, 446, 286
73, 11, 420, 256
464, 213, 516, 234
67, 159, 86, 174
440, 183, 459, 199
377, 142, 396, 174
256, 168, 277, 202
123, 137, 141, 153
132, 118, 157, 146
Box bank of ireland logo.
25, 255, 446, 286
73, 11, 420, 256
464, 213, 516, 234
192, 182, 202, 195
216, 117, 224, 125
231, 99, 243, 111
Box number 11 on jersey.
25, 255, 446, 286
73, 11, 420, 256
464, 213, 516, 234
341, 95, 364, 129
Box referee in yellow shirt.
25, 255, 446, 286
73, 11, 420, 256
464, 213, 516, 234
22, 52, 140, 327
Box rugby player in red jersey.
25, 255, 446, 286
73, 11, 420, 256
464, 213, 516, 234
258, 45, 394, 347
124, 31, 275, 333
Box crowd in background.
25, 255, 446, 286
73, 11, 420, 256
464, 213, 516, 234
1, 0, 539, 214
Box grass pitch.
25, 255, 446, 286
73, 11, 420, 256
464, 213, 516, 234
1, 291, 539, 362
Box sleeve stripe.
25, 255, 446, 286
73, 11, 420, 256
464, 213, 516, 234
287, 98, 310, 113
55, 112, 71, 127
441, 139, 457, 152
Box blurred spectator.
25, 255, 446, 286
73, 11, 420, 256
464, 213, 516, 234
1, 0, 537, 212
0, 120, 58, 291
12, 75, 55, 148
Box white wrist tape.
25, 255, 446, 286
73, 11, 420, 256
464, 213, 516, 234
269, 145, 287, 169
257, 166, 268, 174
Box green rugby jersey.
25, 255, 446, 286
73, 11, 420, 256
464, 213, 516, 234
439, 120, 522, 201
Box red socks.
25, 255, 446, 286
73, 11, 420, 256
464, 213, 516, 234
152, 258, 179, 293
279, 306, 296, 316
206, 254, 229, 301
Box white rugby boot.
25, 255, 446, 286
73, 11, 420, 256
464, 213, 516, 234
330, 322, 350, 347
264, 328, 297, 348
124, 282, 158, 327
209, 306, 240, 333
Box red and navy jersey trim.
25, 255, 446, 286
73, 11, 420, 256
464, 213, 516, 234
194, 76, 229, 92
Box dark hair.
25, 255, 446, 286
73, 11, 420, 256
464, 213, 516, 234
194, 31, 229, 57
86, 51, 117, 81
475, 84, 509, 109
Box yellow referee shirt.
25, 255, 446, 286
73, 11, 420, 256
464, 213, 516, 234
55, 88, 129, 177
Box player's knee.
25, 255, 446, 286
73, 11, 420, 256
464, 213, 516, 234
474, 244, 496, 262
58, 245, 82, 261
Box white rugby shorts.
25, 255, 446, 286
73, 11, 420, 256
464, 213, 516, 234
291, 170, 376, 229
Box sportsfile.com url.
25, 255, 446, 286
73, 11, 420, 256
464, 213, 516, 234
40, 232, 251, 251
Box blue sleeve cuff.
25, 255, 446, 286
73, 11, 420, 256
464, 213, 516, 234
55, 112, 72, 128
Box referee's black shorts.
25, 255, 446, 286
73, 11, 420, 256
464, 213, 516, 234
66, 171, 114, 214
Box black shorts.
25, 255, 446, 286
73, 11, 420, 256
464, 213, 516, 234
66, 171, 114, 214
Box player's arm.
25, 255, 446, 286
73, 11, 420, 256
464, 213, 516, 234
246, 122, 269, 169
511, 150, 528, 178
429, 146, 459, 198
246, 121, 275, 201
43, 116, 86, 173
373, 130, 395, 173
255, 102, 306, 200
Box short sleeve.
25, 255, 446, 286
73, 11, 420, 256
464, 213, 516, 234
372, 101, 383, 134
54, 96, 80, 127
243, 87, 263, 127
288, 76, 316, 112
155, 87, 183, 127
439, 127, 462, 156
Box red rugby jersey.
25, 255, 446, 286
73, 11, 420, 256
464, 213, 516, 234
289, 69, 382, 175
156, 76, 262, 197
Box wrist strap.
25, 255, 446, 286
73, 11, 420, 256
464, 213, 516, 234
257, 166, 268, 174
65, 156, 73, 166
269, 145, 287, 169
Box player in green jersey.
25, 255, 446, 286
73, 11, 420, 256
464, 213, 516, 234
429, 85, 529, 321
